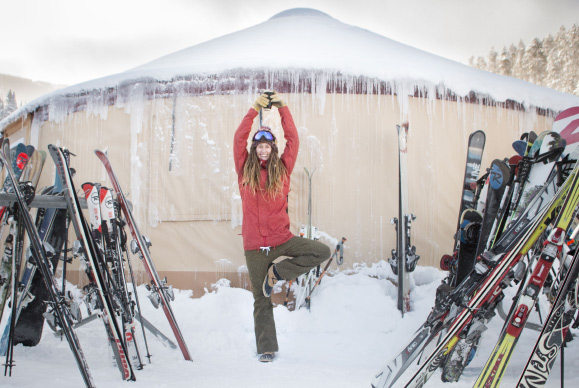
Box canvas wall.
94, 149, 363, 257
3, 92, 553, 294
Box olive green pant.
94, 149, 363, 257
245, 236, 331, 354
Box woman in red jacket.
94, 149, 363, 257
234, 91, 331, 363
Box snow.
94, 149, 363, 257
2, 264, 578, 388
3, 8, 579, 130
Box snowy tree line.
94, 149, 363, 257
0, 90, 18, 120
469, 24, 579, 96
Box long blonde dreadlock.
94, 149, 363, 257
242, 148, 287, 197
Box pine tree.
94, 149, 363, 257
487, 48, 498, 73
547, 30, 566, 90
471, 24, 579, 96
4, 90, 18, 117
522, 38, 547, 86
512, 40, 526, 80
498, 47, 512, 76
0, 95, 5, 120
476, 56, 487, 71
566, 24, 579, 95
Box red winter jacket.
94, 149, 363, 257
233, 106, 299, 251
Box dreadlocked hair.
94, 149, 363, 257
242, 148, 287, 197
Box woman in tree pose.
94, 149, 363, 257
233, 91, 331, 363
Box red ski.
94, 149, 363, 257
94, 150, 192, 361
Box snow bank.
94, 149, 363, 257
2, 264, 577, 387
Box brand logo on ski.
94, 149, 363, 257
490, 163, 504, 190
115, 338, 131, 379
554, 106, 579, 146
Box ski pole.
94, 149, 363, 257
283, 280, 293, 307
304, 257, 335, 307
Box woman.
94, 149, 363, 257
233, 91, 331, 363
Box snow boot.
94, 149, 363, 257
259, 352, 275, 363
262, 263, 282, 297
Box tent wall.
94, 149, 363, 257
2, 93, 553, 295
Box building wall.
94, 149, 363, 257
2, 92, 554, 294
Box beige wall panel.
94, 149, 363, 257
19, 94, 554, 290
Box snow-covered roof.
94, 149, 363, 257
3, 8, 579, 128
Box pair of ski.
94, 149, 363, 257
94, 150, 192, 362
438, 131, 568, 383
474, 107, 579, 387
372, 142, 579, 387
0, 144, 47, 374
0, 140, 95, 387
0, 156, 68, 355
474, 154, 579, 386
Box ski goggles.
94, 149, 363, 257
253, 130, 275, 142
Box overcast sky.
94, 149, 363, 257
1, 0, 578, 86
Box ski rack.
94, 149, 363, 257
0, 193, 87, 209
0, 193, 133, 211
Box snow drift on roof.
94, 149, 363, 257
2, 8, 579, 128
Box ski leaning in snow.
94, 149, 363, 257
516, 235, 579, 387
0, 143, 30, 326
389, 122, 419, 316
453, 208, 483, 286
11, 176, 69, 348
48, 144, 136, 381
400, 157, 578, 388
94, 149, 192, 361
81, 182, 144, 370
454, 130, 485, 246
435, 141, 571, 384
294, 167, 319, 311
474, 159, 510, 258
474, 148, 579, 387
441, 130, 485, 284
0, 139, 95, 388
371, 323, 441, 387
509, 131, 565, 223
0, 148, 47, 357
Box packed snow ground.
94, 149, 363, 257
1, 263, 579, 388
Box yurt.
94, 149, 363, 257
2, 8, 579, 295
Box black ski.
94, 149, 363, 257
48, 144, 136, 381
0, 139, 95, 387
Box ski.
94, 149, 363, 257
94, 149, 192, 361
1, 148, 47, 366
474, 159, 511, 258
0, 150, 51, 352
371, 282, 454, 388
455, 130, 486, 227
0, 144, 34, 328
48, 144, 136, 381
371, 327, 437, 388
440, 130, 485, 282
82, 182, 144, 370
393, 123, 412, 315
474, 152, 579, 387
516, 244, 579, 387
0, 139, 95, 388
508, 132, 565, 224
453, 208, 483, 286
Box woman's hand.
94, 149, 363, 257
270, 92, 287, 108
252, 93, 271, 112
